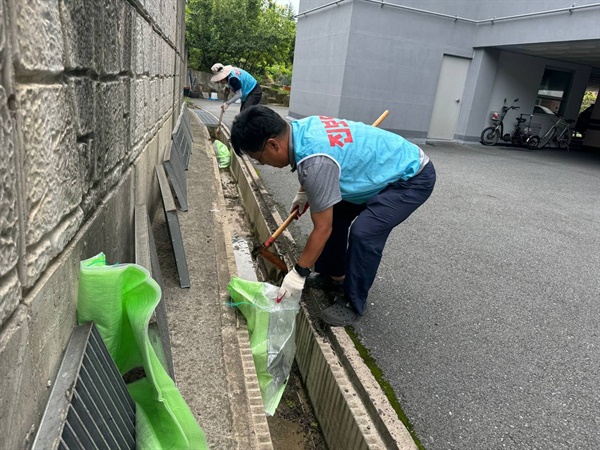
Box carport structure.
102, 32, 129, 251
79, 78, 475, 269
290, 0, 600, 147
497, 40, 600, 90
471, 3, 600, 148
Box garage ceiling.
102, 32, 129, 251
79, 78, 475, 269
496, 39, 600, 90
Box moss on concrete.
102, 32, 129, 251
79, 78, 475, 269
346, 328, 427, 450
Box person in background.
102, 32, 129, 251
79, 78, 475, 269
210, 63, 263, 113
230, 105, 436, 327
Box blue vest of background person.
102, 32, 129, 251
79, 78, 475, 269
227, 67, 257, 101
210, 63, 263, 112
292, 116, 428, 204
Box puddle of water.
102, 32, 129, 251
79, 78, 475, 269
267, 365, 327, 450
231, 237, 258, 282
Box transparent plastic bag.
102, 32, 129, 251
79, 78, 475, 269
227, 277, 300, 415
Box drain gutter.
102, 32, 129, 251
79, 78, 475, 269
216, 123, 417, 449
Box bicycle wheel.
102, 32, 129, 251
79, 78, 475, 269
480, 127, 500, 146
538, 128, 555, 148
526, 136, 540, 150
558, 130, 572, 149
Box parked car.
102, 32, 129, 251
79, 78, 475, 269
533, 105, 555, 115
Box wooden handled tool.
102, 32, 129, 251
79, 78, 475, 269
372, 110, 389, 127
252, 209, 298, 272
216, 107, 224, 135
253, 110, 390, 272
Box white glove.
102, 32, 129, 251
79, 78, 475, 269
290, 190, 309, 218
277, 268, 306, 302
221, 102, 229, 111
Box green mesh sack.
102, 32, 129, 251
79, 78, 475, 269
227, 276, 301, 416
77, 253, 208, 450
213, 139, 231, 169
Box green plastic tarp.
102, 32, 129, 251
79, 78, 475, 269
77, 253, 208, 450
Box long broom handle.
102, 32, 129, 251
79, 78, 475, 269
264, 209, 299, 248
216, 108, 224, 134
372, 110, 389, 127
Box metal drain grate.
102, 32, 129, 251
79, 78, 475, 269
193, 109, 219, 126
32, 322, 136, 450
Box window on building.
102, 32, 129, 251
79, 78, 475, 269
535, 68, 572, 115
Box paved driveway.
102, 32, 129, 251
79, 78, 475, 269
358, 143, 600, 449
191, 98, 600, 449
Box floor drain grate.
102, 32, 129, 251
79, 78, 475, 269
194, 109, 219, 126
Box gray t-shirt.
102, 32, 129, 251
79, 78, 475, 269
297, 155, 341, 213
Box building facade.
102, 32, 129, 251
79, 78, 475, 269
290, 0, 600, 148
0, 0, 187, 447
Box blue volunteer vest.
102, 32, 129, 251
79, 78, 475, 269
227, 67, 257, 101
292, 116, 424, 204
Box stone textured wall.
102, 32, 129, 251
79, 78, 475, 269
0, 0, 187, 447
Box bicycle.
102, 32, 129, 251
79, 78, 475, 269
511, 114, 540, 149
536, 114, 575, 150
480, 98, 520, 146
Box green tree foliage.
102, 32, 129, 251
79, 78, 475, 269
580, 90, 597, 112
186, 0, 296, 81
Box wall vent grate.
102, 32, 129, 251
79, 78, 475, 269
32, 322, 136, 450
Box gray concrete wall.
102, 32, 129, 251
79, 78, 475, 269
375, 0, 600, 42
339, 0, 476, 136
0, 0, 187, 448
470, 0, 600, 46
289, 0, 354, 118
291, 0, 479, 133
454, 48, 501, 141
291, 0, 598, 140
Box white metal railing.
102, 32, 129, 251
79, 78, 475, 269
297, 0, 600, 23
296, 0, 349, 17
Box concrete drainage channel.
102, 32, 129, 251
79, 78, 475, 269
202, 109, 417, 450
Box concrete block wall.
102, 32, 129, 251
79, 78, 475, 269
0, 0, 187, 448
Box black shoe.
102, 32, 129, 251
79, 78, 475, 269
305, 273, 344, 293
320, 295, 359, 327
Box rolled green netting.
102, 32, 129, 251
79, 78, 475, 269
227, 276, 300, 416
77, 253, 208, 450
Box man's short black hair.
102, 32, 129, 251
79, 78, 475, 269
230, 105, 288, 157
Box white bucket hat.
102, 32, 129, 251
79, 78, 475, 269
210, 63, 233, 82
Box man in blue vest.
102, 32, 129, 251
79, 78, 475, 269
210, 63, 263, 112
230, 106, 436, 326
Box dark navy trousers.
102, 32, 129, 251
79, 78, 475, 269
314, 161, 436, 315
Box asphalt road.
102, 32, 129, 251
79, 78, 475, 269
191, 97, 600, 450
